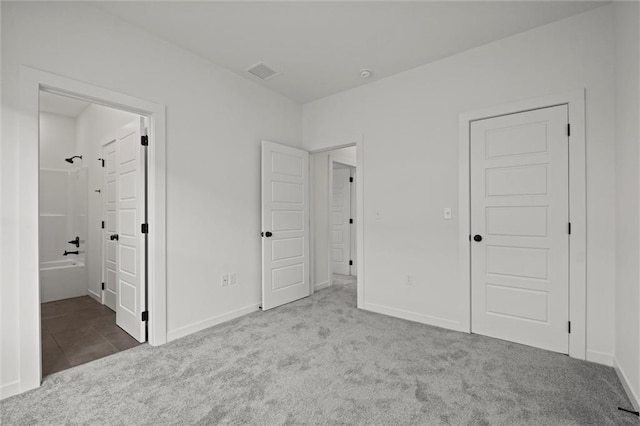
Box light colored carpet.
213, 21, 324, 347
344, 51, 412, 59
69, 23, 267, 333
1, 274, 636, 425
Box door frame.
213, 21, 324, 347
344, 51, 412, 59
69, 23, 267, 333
458, 89, 586, 360
18, 66, 167, 393
309, 135, 364, 308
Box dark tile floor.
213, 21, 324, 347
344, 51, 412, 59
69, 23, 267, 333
41, 296, 142, 377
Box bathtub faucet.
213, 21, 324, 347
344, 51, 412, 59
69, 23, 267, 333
68, 236, 80, 248
63, 250, 79, 256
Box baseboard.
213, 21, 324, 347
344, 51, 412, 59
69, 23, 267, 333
614, 358, 640, 411
0, 380, 21, 400
363, 302, 464, 332
314, 281, 329, 291
586, 349, 614, 366
87, 289, 101, 303
167, 303, 260, 342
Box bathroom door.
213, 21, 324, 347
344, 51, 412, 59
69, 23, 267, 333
114, 119, 147, 342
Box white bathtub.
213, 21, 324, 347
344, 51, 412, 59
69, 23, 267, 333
40, 259, 87, 303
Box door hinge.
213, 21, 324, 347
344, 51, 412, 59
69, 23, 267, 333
568, 321, 571, 334
141, 311, 148, 322
101, 282, 105, 291
567, 123, 571, 137
101, 220, 105, 229
349, 177, 354, 183
141, 135, 149, 146
349, 260, 353, 266
349, 218, 353, 224
141, 223, 149, 234
568, 222, 572, 235
99, 158, 105, 167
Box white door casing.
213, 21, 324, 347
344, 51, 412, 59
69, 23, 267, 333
470, 105, 569, 354
261, 141, 310, 311
114, 118, 147, 342
102, 140, 117, 312
331, 166, 351, 275
17, 68, 166, 397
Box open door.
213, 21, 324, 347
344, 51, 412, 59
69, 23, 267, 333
113, 118, 147, 342
331, 166, 352, 276
102, 139, 118, 311
261, 141, 310, 310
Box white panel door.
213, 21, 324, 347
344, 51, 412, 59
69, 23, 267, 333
331, 167, 351, 275
115, 119, 147, 342
471, 105, 569, 354
102, 140, 117, 312
349, 169, 357, 276
261, 141, 310, 311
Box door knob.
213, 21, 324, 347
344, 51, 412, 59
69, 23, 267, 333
110, 234, 119, 241
473, 234, 482, 242
263, 231, 273, 238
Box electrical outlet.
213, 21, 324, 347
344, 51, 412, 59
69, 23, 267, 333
221, 274, 229, 287
229, 272, 237, 286
406, 274, 414, 285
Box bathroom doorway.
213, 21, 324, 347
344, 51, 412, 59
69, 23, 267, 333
39, 91, 146, 377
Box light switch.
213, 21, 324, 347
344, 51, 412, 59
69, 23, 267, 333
444, 208, 452, 219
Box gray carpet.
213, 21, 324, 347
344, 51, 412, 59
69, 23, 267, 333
1, 274, 637, 425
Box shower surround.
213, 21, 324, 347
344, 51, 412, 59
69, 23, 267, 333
39, 167, 88, 302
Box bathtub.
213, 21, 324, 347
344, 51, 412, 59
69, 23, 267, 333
40, 259, 87, 303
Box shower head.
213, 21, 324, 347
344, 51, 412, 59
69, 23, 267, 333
65, 155, 82, 164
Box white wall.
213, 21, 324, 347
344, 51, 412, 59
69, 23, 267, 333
332, 146, 357, 167
303, 6, 617, 362
1, 1, 301, 397
613, 2, 640, 409
311, 146, 357, 287
75, 104, 139, 301
39, 112, 77, 170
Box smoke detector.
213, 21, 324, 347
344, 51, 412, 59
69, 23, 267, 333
247, 62, 280, 81
360, 69, 373, 79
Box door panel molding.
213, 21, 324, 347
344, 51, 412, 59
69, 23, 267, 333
458, 89, 586, 360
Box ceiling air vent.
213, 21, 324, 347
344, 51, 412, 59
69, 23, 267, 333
247, 62, 280, 81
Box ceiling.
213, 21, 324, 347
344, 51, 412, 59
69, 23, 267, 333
40, 92, 90, 118
94, 1, 606, 104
